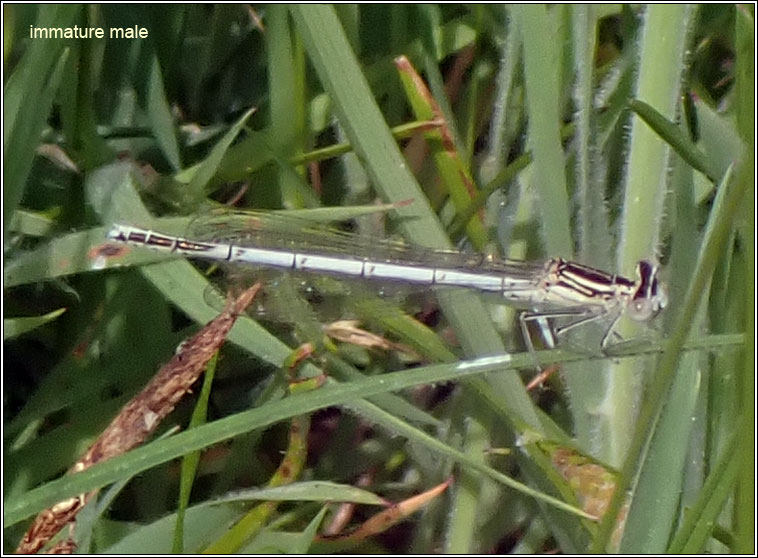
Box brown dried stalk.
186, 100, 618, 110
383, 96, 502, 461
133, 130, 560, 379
318, 477, 453, 544
16, 284, 261, 554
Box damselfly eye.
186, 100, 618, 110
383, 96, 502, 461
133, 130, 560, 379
626, 259, 667, 322
627, 283, 667, 321
628, 299, 656, 321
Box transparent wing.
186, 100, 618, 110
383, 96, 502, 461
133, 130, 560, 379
188, 207, 546, 279
201, 261, 448, 357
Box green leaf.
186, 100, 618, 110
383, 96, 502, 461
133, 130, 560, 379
184, 107, 256, 204
4, 308, 67, 340
4, 5, 76, 234
209, 481, 386, 506
289, 3, 540, 431
512, 4, 573, 259
145, 54, 182, 171
667, 432, 740, 553
4, 350, 592, 527
629, 98, 721, 183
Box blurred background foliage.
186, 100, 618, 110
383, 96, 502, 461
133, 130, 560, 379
3, 4, 753, 554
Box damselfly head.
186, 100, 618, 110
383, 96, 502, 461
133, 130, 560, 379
627, 259, 667, 322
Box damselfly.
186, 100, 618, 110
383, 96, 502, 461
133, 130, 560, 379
106, 213, 667, 359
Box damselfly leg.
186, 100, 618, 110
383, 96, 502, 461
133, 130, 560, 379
519, 308, 614, 372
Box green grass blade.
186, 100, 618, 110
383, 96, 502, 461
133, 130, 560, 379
394, 55, 487, 249
172, 353, 219, 553
570, 5, 611, 267
592, 164, 750, 552
267, 5, 309, 208
289, 5, 540, 429
4, 350, 590, 527
629, 98, 720, 182
618, 354, 702, 552
144, 54, 182, 171
185, 107, 256, 203
618, 4, 695, 269
732, 5, 755, 554
667, 432, 740, 553
512, 4, 573, 258
4, 308, 67, 340
5, 7, 744, 553
602, 3, 695, 474
4, 31, 71, 235
208, 481, 386, 506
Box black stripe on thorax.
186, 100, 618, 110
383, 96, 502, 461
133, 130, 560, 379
554, 260, 635, 298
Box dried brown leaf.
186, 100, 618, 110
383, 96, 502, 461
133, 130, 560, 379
319, 477, 452, 543
323, 320, 419, 359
